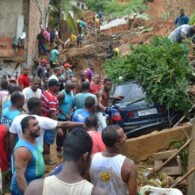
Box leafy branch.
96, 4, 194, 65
104, 37, 192, 112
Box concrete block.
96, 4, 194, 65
122, 123, 192, 161
154, 157, 182, 176
153, 150, 182, 176
153, 149, 178, 160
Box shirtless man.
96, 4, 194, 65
97, 78, 122, 132
90, 73, 103, 95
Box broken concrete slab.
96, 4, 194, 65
100, 18, 128, 31
123, 123, 192, 161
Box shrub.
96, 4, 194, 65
86, 0, 149, 17
190, 12, 195, 25
104, 37, 192, 112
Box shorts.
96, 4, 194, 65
44, 129, 56, 145
10, 191, 21, 195
96, 112, 108, 133
50, 61, 57, 69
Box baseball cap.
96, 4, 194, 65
20, 32, 26, 39
41, 59, 47, 64
48, 79, 61, 87
10, 77, 17, 82
64, 63, 72, 68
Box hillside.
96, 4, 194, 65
63, 0, 195, 76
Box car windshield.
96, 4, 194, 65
113, 83, 146, 102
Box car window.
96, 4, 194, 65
113, 83, 146, 102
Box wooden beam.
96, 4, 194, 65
187, 120, 195, 195
147, 138, 192, 178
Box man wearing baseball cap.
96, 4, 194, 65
84, 63, 94, 82
36, 59, 48, 79
9, 77, 17, 85
63, 63, 74, 81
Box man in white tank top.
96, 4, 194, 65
24, 128, 107, 195
90, 125, 137, 195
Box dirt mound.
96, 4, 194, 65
64, 17, 174, 76
146, 0, 165, 19
65, 33, 119, 76
64, 0, 195, 76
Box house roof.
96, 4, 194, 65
74, 0, 86, 3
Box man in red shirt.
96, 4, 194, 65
41, 79, 60, 164
0, 124, 9, 193
18, 65, 30, 89
85, 114, 105, 154
90, 73, 103, 95
0, 124, 9, 172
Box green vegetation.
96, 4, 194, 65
169, 138, 189, 173
49, 0, 81, 29
190, 12, 195, 25
104, 37, 192, 112
86, 0, 151, 17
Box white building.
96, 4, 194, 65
71, 0, 88, 10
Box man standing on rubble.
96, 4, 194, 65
50, 46, 59, 69
37, 28, 48, 55
175, 9, 190, 27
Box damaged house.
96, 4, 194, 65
0, 0, 49, 78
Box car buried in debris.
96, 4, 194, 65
111, 82, 180, 138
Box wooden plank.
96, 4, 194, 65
187, 120, 195, 195
147, 138, 192, 178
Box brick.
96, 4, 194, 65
0, 0, 49, 63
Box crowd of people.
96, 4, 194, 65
2, 8, 194, 195
0, 52, 137, 195
37, 12, 102, 55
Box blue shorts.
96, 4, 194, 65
11, 191, 21, 195
44, 129, 56, 145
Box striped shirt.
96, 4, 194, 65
41, 90, 59, 117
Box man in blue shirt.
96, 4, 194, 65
1, 92, 24, 128
57, 80, 75, 157
50, 46, 59, 68
74, 82, 97, 109
175, 9, 190, 27
72, 96, 96, 123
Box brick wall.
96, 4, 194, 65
0, 0, 26, 62
27, 0, 49, 66
0, 0, 49, 66
0, 37, 25, 59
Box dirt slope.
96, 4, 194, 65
63, 0, 195, 76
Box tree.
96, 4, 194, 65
104, 37, 192, 112
49, 0, 81, 33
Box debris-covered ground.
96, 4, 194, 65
43, 1, 195, 194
